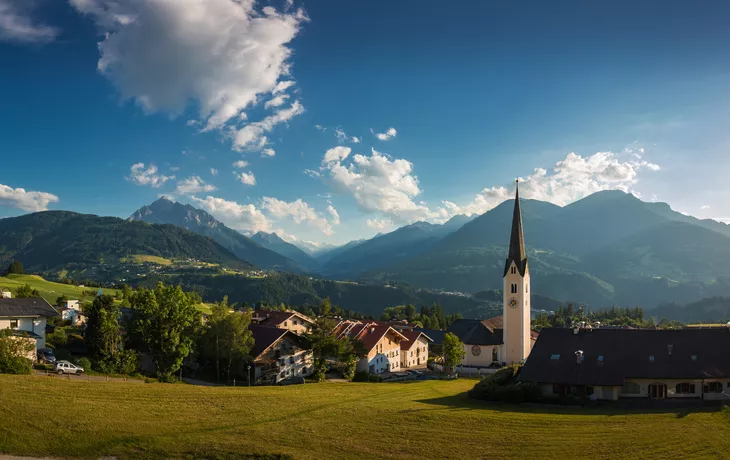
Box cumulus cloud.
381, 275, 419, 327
71, 0, 307, 147
262, 197, 334, 235
701, 205, 711, 210
0, 183, 59, 212
264, 94, 289, 109
366, 218, 391, 230
233, 100, 304, 150
323, 146, 351, 164
127, 163, 175, 188
0, 0, 59, 44
261, 148, 276, 157
175, 176, 216, 195
351, 136, 361, 143
372, 127, 397, 141
210, 168, 218, 176
191, 195, 270, 232
232, 160, 249, 169
235, 171, 257, 186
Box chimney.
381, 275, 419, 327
575, 350, 584, 365
667, 344, 673, 356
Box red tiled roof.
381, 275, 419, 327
400, 331, 434, 350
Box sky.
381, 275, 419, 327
1, 0, 730, 246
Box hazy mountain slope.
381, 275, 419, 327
0, 211, 244, 271
129, 198, 304, 272
251, 232, 320, 271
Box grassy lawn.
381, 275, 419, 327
120, 254, 173, 266
0, 274, 120, 304
1, 376, 729, 459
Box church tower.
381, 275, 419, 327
503, 180, 531, 364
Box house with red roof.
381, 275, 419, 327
335, 320, 409, 374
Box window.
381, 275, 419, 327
492, 348, 498, 362
550, 354, 560, 361
511, 283, 517, 294
597, 356, 604, 362
704, 382, 723, 394
675, 382, 695, 394
621, 382, 641, 394
283, 321, 288, 327
9, 319, 18, 329
511, 266, 516, 275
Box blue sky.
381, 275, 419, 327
1, 0, 730, 245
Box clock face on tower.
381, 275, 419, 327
508, 297, 519, 309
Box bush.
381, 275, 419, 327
468, 364, 541, 403
352, 371, 370, 382
47, 327, 67, 349
0, 331, 34, 375
75, 357, 92, 371
368, 374, 383, 383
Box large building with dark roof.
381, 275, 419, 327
0, 295, 58, 351
520, 326, 730, 400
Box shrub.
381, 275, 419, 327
47, 327, 67, 349
368, 374, 383, 383
75, 357, 92, 371
352, 371, 370, 382
468, 364, 541, 403
0, 330, 34, 375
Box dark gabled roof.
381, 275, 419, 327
0, 298, 57, 318
446, 319, 503, 346
503, 181, 528, 277
249, 325, 295, 360
520, 327, 730, 386
252, 310, 314, 327
414, 328, 445, 345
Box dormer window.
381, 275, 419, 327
511, 266, 516, 275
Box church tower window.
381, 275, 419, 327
510, 283, 517, 294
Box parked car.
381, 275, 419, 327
277, 376, 305, 386
406, 369, 422, 376
55, 361, 84, 375
37, 348, 56, 364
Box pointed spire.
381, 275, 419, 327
504, 179, 527, 276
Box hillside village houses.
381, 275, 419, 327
251, 310, 314, 335
0, 292, 58, 356
249, 324, 313, 384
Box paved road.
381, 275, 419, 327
32, 370, 144, 383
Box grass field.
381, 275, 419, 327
120, 254, 174, 266
0, 274, 120, 304
0, 376, 729, 459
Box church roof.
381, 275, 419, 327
446, 319, 503, 346
520, 327, 730, 386
503, 181, 528, 277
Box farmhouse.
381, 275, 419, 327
0, 295, 58, 351
520, 326, 730, 401
399, 331, 432, 369
251, 310, 314, 335
249, 325, 313, 384
335, 320, 409, 374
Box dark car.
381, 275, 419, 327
37, 348, 56, 364
277, 376, 305, 386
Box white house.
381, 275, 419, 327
0, 295, 58, 351
399, 331, 433, 369
335, 320, 409, 374
250, 325, 313, 384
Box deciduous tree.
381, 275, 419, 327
442, 332, 465, 374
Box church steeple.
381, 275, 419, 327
503, 180, 527, 277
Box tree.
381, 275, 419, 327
199, 296, 254, 382
442, 332, 465, 374
84, 295, 123, 362
304, 315, 340, 382
339, 337, 367, 380
129, 283, 201, 381
0, 329, 34, 374
15, 284, 39, 298
319, 297, 332, 317
5, 260, 23, 275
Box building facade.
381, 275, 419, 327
0, 296, 58, 351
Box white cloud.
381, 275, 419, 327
0, 0, 59, 44
372, 127, 397, 141
232, 160, 249, 169
314, 124, 327, 132
264, 94, 289, 109
233, 100, 304, 150
175, 176, 216, 195
127, 163, 175, 188
261, 148, 276, 157
323, 146, 351, 164
235, 171, 257, 186
351, 136, 361, 143
701, 205, 711, 210
210, 168, 218, 176
0, 183, 59, 212
191, 195, 270, 232
366, 218, 391, 230
327, 204, 340, 225
262, 197, 333, 235
448, 150, 662, 216
71, 0, 307, 142
304, 169, 321, 178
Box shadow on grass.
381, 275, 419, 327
415, 391, 725, 417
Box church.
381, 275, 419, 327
443, 181, 535, 368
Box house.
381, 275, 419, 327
399, 331, 433, 369
59, 300, 85, 326
520, 327, 730, 401
251, 310, 314, 335
250, 325, 313, 384
0, 295, 58, 352
335, 320, 409, 374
